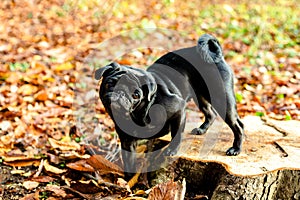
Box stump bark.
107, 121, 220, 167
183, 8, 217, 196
152, 114, 300, 199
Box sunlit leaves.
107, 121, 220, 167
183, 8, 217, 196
9, 62, 30, 72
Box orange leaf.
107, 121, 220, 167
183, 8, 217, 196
4, 160, 40, 167
48, 138, 80, 151
118, 59, 132, 65
34, 90, 48, 101
87, 155, 124, 176
18, 84, 38, 96
54, 62, 74, 72
3, 155, 41, 162
148, 179, 186, 200
44, 160, 67, 174
66, 159, 95, 172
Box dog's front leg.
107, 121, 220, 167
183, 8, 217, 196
118, 134, 140, 179
162, 111, 186, 157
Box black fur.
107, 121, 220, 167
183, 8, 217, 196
95, 34, 244, 179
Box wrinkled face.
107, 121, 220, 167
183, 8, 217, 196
96, 63, 157, 123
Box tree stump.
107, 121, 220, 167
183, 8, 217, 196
153, 114, 300, 199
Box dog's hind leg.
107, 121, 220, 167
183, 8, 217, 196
224, 91, 244, 156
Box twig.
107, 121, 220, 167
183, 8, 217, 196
261, 116, 289, 136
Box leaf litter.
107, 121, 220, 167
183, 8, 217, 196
0, 0, 299, 199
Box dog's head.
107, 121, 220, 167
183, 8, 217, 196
95, 62, 157, 125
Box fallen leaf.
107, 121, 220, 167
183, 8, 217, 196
2, 155, 41, 162
148, 179, 186, 200
23, 181, 39, 190
30, 176, 56, 183
45, 185, 67, 198
20, 192, 39, 200
0, 107, 22, 120
59, 151, 90, 160
18, 84, 38, 96
44, 160, 67, 174
54, 62, 74, 72
118, 59, 132, 65
117, 178, 131, 193
3, 160, 40, 167
11, 169, 26, 175
34, 90, 48, 101
66, 159, 95, 172
0, 120, 12, 131
87, 155, 124, 176
48, 138, 80, 151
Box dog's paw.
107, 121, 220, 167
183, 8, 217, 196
226, 147, 241, 156
191, 128, 207, 135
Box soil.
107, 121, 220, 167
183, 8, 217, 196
1, 165, 32, 200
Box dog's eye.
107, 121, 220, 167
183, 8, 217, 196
132, 90, 140, 99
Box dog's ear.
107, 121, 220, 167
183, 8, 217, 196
197, 34, 223, 64
94, 62, 121, 80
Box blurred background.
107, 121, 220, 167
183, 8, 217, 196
1, 0, 299, 122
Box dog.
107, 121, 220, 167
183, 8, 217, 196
95, 34, 244, 179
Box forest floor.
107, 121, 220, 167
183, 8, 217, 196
0, 0, 299, 199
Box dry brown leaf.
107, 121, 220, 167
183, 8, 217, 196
48, 137, 80, 151
117, 178, 131, 193
4, 160, 40, 167
148, 179, 186, 200
30, 176, 56, 183
11, 168, 26, 174
23, 181, 39, 190
14, 121, 27, 138
44, 160, 67, 174
34, 90, 48, 101
20, 191, 40, 200
45, 185, 67, 198
87, 154, 124, 176
136, 144, 147, 154
66, 159, 95, 172
118, 59, 132, 65
47, 153, 60, 165
67, 180, 103, 195
128, 171, 141, 189
0, 107, 22, 120
54, 62, 74, 72
59, 151, 90, 159
3, 154, 41, 167
2, 155, 41, 162
135, 190, 147, 195
18, 84, 38, 96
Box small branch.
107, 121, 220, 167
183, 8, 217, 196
261, 116, 289, 136
272, 141, 288, 157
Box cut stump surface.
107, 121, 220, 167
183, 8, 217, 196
178, 115, 300, 176
154, 113, 300, 199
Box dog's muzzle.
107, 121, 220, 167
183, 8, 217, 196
108, 91, 131, 112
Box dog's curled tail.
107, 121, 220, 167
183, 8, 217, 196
197, 34, 223, 64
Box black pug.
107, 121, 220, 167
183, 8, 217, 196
95, 34, 244, 178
